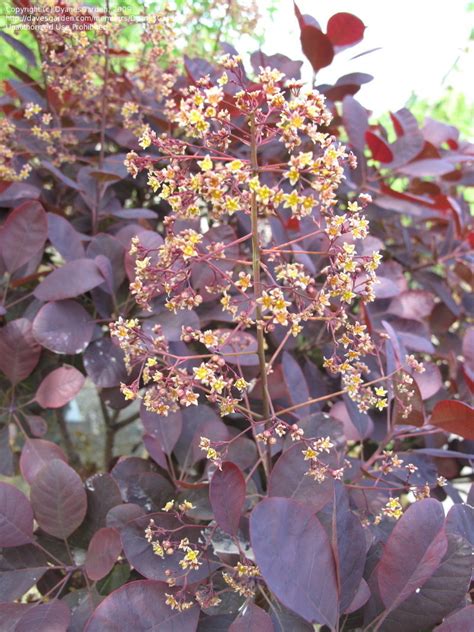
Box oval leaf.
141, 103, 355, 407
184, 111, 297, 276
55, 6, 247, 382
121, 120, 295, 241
34, 259, 104, 301
327, 12, 365, 46
0, 482, 34, 547
84, 580, 200, 632
0, 318, 41, 385
430, 400, 474, 439
30, 459, 87, 539
20, 439, 68, 485
35, 365, 85, 409
32, 300, 94, 354
269, 443, 334, 511
0, 201, 47, 273
15, 600, 70, 632
250, 497, 338, 627
209, 462, 245, 536
375, 499, 448, 612
300, 25, 334, 72
85, 527, 122, 581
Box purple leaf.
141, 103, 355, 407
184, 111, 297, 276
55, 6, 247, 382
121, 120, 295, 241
32, 300, 94, 354
209, 462, 245, 535
229, 603, 274, 631
34, 258, 105, 301
375, 499, 448, 612
0, 482, 34, 547
0, 544, 49, 600
84, 580, 200, 632
85, 527, 122, 580
80, 473, 123, 539
269, 443, 334, 511
30, 459, 87, 539
318, 483, 366, 612
250, 497, 338, 627
392, 369, 425, 427
0, 31, 37, 66
434, 605, 474, 632
383, 534, 472, 632
366, 131, 394, 163
15, 600, 70, 632
140, 404, 182, 455
446, 504, 474, 546
0, 318, 41, 385
35, 365, 85, 408
20, 439, 68, 485
47, 213, 85, 261
0, 200, 47, 273
398, 159, 455, 177
342, 95, 368, 151
83, 338, 128, 388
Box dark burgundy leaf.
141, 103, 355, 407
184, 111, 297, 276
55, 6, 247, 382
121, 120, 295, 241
0, 31, 37, 66
434, 605, 474, 631
365, 131, 394, 163
383, 535, 472, 632
84, 580, 199, 631
388, 290, 435, 321
0, 482, 34, 547
299, 25, 334, 72
30, 459, 87, 539
229, 603, 274, 631
141, 404, 182, 455
398, 159, 456, 177
0, 318, 41, 385
250, 497, 338, 627
318, 483, 366, 612
34, 258, 105, 301
0, 604, 33, 629
345, 579, 370, 613
269, 443, 334, 511
327, 12, 365, 46
85, 527, 122, 581
446, 504, 474, 546
32, 300, 94, 354
143, 434, 168, 469
47, 213, 85, 261
20, 439, 68, 485
209, 462, 245, 535
281, 351, 311, 417
80, 473, 123, 539
174, 405, 229, 467
0, 200, 47, 273
423, 117, 459, 148
41, 161, 81, 190
35, 365, 85, 408
84, 338, 128, 388
430, 400, 474, 439
0, 544, 48, 600
375, 499, 448, 612
110, 207, 157, 219
15, 600, 70, 632
342, 95, 369, 151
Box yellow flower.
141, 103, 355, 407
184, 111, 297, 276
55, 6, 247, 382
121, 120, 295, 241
198, 155, 213, 171
162, 501, 175, 512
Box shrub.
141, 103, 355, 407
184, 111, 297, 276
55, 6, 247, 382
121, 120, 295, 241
0, 2, 473, 631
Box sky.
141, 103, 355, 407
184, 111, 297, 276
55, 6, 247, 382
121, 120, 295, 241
246, 0, 473, 116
